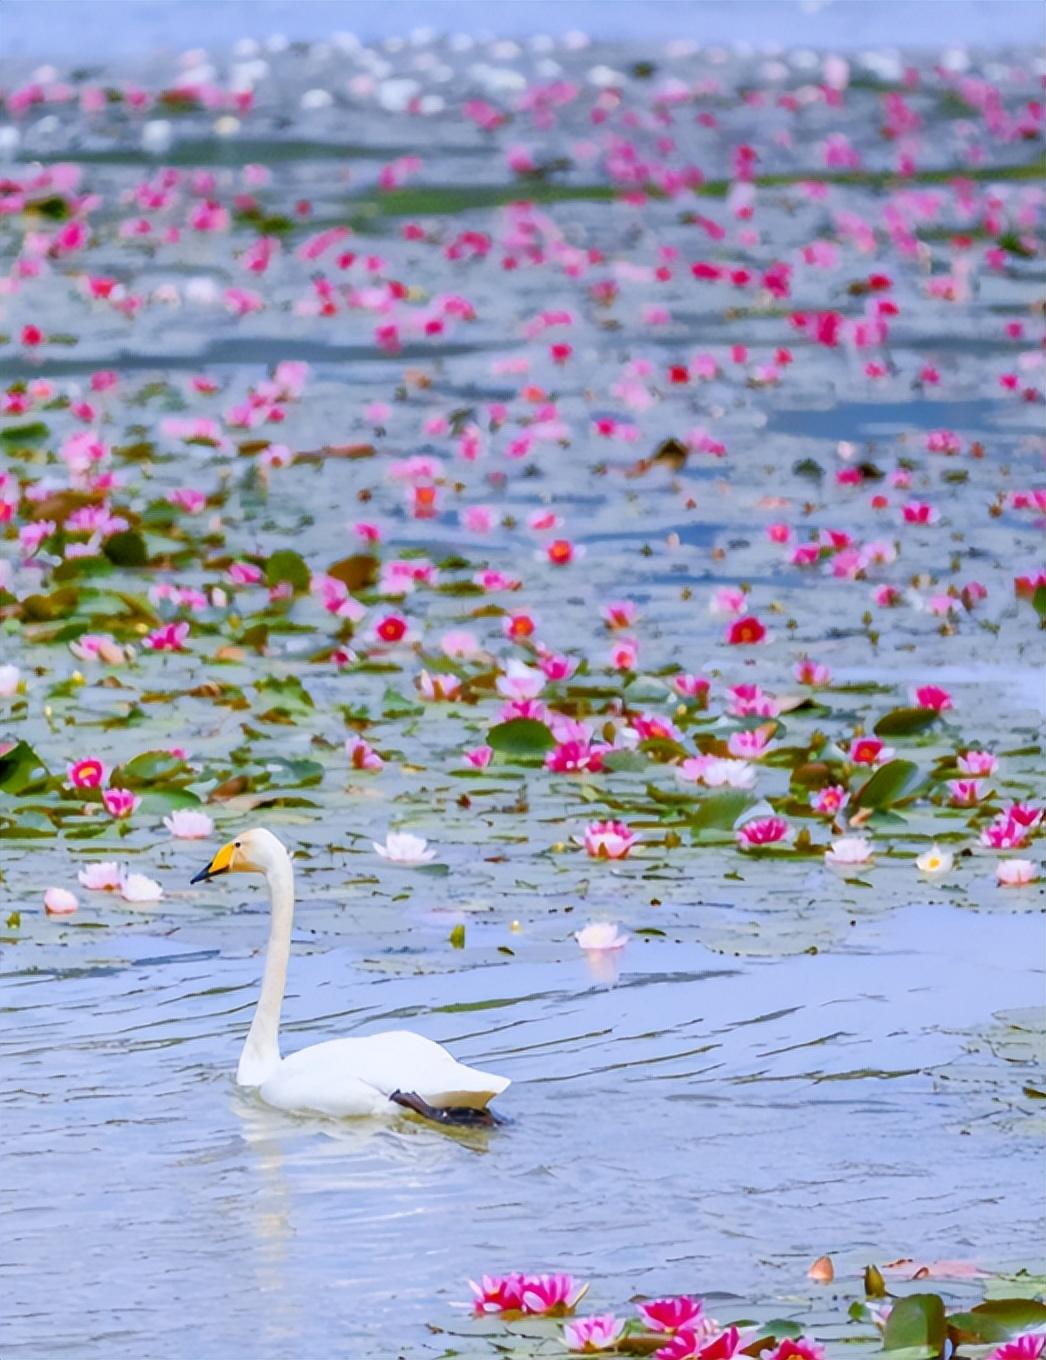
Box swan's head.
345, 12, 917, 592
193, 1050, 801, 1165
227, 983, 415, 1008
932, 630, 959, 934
190, 827, 288, 883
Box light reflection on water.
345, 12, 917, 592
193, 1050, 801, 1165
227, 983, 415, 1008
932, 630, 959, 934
2, 904, 1041, 1357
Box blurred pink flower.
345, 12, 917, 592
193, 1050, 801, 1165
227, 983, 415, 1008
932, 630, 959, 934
347, 738, 383, 772
811, 785, 849, 816
996, 860, 1038, 888
417, 671, 461, 702
914, 685, 952, 711
958, 750, 997, 776
143, 622, 190, 652
44, 887, 78, 916
849, 737, 893, 766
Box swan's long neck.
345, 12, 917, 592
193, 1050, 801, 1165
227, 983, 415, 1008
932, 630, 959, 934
237, 851, 294, 1087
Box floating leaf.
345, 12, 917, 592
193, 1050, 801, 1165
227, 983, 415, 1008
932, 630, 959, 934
255, 674, 314, 712
326, 554, 378, 591
448, 924, 466, 948
487, 719, 556, 758
111, 749, 192, 788
602, 749, 649, 773
690, 790, 756, 831
264, 549, 310, 593
0, 741, 50, 795
875, 707, 939, 737
854, 759, 924, 809
883, 1295, 946, 1354
103, 529, 149, 568
948, 1299, 1046, 1344
0, 420, 50, 444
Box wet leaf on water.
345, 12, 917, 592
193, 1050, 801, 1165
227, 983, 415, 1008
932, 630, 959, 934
448, 924, 466, 948
382, 687, 424, 719
103, 529, 149, 568
255, 674, 315, 712
20, 587, 82, 622
947, 1299, 1046, 1344
601, 749, 649, 773
875, 707, 940, 737
0, 741, 51, 795
0, 420, 50, 444
854, 760, 924, 809
111, 749, 192, 788
487, 719, 557, 758
264, 548, 310, 593
326, 554, 378, 591
689, 790, 757, 830
883, 1295, 946, 1353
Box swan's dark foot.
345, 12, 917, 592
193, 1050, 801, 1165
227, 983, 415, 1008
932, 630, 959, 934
389, 1089, 504, 1127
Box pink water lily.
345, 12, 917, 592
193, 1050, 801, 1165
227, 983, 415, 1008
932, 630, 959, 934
737, 817, 790, 848
957, 750, 997, 776
520, 1273, 589, 1316
564, 1314, 626, 1353
143, 621, 189, 652
67, 758, 106, 789
914, 684, 953, 711
417, 671, 462, 702
347, 738, 383, 772
103, 788, 140, 819
811, 785, 849, 816
657, 1325, 743, 1360
990, 1338, 1046, 1360
578, 821, 638, 859
849, 737, 894, 766
637, 1296, 707, 1334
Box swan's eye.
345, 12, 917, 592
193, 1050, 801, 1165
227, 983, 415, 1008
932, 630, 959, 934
234, 841, 241, 848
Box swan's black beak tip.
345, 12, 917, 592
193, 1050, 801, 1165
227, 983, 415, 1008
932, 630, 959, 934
190, 864, 213, 885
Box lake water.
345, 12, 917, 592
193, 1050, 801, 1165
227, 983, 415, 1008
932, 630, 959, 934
1, 17, 1044, 1360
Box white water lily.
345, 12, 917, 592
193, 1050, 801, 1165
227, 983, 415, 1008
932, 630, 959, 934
997, 858, 1038, 887
121, 873, 164, 904
575, 921, 629, 951
825, 836, 873, 867
372, 832, 436, 865
916, 845, 953, 877
164, 810, 215, 839
0, 663, 21, 697
77, 861, 125, 891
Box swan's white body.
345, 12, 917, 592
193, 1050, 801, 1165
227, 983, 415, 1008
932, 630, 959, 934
197, 828, 509, 1119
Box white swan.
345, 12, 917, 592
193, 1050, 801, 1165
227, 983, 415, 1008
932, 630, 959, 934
191, 827, 510, 1124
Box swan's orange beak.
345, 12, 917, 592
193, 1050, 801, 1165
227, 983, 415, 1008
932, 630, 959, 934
190, 840, 236, 884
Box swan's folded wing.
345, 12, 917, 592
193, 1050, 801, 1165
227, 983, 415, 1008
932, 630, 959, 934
268, 1031, 509, 1115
